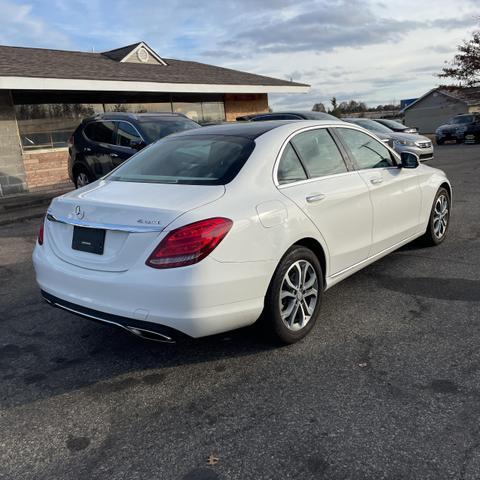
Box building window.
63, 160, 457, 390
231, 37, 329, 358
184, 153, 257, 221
104, 103, 172, 114
201, 102, 226, 123
15, 104, 103, 151
173, 101, 225, 124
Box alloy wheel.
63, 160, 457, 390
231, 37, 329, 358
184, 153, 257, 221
433, 194, 449, 239
76, 172, 90, 188
279, 259, 318, 332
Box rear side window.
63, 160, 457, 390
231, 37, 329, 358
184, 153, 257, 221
116, 121, 142, 148
335, 128, 394, 169
109, 134, 255, 185
84, 121, 116, 144
277, 143, 307, 185
291, 129, 347, 178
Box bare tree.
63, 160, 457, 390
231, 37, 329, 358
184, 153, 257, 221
312, 102, 326, 112
439, 29, 480, 86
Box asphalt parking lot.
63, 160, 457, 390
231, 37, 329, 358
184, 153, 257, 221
0, 144, 479, 480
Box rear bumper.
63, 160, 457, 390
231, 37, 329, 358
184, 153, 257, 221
33, 244, 272, 338
42, 290, 186, 342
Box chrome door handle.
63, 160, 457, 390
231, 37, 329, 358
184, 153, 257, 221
370, 177, 383, 185
306, 193, 326, 203
110, 153, 119, 158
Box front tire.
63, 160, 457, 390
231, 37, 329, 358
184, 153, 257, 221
263, 246, 323, 344
420, 187, 451, 246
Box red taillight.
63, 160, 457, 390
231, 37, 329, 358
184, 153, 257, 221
37, 220, 44, 245
68, 134, 74, 146
146, 217, 233, 269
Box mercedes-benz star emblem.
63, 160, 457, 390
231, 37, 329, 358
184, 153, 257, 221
74, 205, 85, 219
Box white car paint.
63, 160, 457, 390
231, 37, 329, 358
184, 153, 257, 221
33, 120, 451, 339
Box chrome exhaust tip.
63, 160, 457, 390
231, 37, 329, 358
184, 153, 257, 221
125, 326, 175, 344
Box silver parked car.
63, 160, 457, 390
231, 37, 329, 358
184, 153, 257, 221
344, 118, 433, 161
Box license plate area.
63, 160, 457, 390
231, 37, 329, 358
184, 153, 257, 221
72, 226, 105, 255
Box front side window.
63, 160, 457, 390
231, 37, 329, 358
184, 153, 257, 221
84, 121, 116, 144
116, 121, 142, 148
277, 143, 307, 184
335, 128, 394, 170
109, 134, 254, 185
291, 129, 347, 178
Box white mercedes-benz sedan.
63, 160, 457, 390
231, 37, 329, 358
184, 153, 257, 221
33, 120, 451, 344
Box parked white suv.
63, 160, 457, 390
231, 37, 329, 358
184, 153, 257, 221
33, 121, 451, 344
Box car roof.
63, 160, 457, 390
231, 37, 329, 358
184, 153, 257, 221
249, 111, 337, 119
84, 112, 190, 122
172, 119, 347, 140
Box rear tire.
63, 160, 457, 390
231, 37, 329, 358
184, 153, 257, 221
420, 187, 451, 246
74, 168, 93, 189
263, 246, 323, 344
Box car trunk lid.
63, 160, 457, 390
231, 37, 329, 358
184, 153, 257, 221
45, 180, 225, 272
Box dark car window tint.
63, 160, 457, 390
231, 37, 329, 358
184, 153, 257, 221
291, 129, 347, 178
277, 143, 307, 184
109, 135, 254, 185
84, 121, 116, 144
336, 128, 394, 169
452, 116, 473, 124
116, 121, 142, 148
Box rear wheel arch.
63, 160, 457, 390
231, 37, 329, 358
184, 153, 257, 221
290, 237, 327, 286
72, 162, 92, 177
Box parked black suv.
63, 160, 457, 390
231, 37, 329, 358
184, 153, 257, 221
435, 114, 480, 145
236, 111, 338, 121
68, 113, 200, 187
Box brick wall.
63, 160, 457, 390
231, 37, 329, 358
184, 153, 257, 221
0, 90, 28, 196
23, 149, 72, 192
224, 93, 269, 121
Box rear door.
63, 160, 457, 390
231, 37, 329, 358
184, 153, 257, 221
333, 126, 422, 255
276, 127, 373, 275
82, 121, 117, 178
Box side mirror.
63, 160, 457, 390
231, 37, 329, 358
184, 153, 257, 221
399, 151, 419, 169
131, 140, 145, 151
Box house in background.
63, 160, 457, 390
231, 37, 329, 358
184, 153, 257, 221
402, 87, 480, 134
0, 41, 309, 197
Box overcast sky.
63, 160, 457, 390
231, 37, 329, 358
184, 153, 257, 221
0, 0, 478, 109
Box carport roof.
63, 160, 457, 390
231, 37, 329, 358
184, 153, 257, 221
0, 41, 310, 94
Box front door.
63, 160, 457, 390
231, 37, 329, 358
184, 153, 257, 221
276, 127, 373, 276
110, 120, 144, 168
334, 126, 422, 255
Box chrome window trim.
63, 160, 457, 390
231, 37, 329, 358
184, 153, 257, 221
273, 124, 401, 188
46, 212, 165, 233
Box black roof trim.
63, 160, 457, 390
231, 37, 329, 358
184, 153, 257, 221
171, 120, 295, 140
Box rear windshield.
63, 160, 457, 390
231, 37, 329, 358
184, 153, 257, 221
139, 118, 200, 141
108, 134, 255, 185
378, 119, 406, 130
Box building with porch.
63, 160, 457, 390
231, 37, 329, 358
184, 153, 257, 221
0, 41, 308, 197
